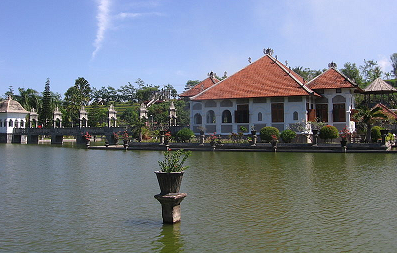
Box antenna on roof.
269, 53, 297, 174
285, 60, 288, 66
248, 57, 251, 63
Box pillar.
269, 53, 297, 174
154, 193, 187, 224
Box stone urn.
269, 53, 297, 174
340, 140, 347, 147
155, 171, 184, 195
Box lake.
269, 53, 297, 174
1, 144, 396, 252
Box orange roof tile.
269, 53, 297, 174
306, 68, 358, 90
373, 103, 397, 120
191, 55, 314, 101
179, 77, 220, 97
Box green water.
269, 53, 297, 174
1, 144, 396, 252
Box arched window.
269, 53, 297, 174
0, 120, 2, 127
194, 113, 202, 124
9, 119, 13, 127
4, 120, 7, 127
20, 120, 24, 128
206, 110, 216, 124
293, 111, 298, 120
15, 120, 19, 128
222, 110, 232, 123
258, 112, 263, 121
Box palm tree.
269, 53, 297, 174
353, 106, 387, 142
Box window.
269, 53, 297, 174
235, 104, 249, 123
9, 120, 13, 127
222, 110, 232, 123
220, 100, 233, 107
258, 112, 263, 121
271, 103, 284, 122
293, 111, 298, 120
336, 88, 341, 93
15, 120, 19, 128
333, 103, 346, 122
206, 110, 216, 124
194, 113, 202, 124
0, 120, 2, 127
316, 104, 328, 122
20, 120, 24, 127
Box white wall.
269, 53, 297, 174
0, 112, 28, 134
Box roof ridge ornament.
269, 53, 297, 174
328, 61, 337, 69
263, 48, 274, 56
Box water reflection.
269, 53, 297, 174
154, 223, 184, 253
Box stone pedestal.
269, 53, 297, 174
154, 193, 187, 224
251, 135, 257, 146
199, 134, 205, 146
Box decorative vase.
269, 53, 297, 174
271, 140, 277, 148
380, 129, 389, 135
199, 130, 204, 136
155, 171, 184, 195
340, 140, 347, 147
251, 130, 257, 136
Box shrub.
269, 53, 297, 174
260, 126, 280, 142
371, 126, 382, 142
280, 129, 297, 143
176, 128, 194, 142
319, 125, 339, 142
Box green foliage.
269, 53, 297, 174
88, 103, 107, 127
185, 80, 200, 90
39, 78, 53, 127
260, 126, 280, 142
319, 125, 339, 141
340, 62, 364, 87
292, 66, 323, 81
280, 129, 297, 143
176, 128, 194, 142
119, 107, 139, 126
371, 126, 382, 142
158, 149, 192, 172
239, 126, 248, 133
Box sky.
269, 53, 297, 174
1, 0, 396, 98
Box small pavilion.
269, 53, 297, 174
363, 78, 397, 107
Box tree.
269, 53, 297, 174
119, 107, 139, 126
64, 77, 92, 126
390, 53, 397, 78
39, 78, 53, 127
4, 86, 14, 98
88, 103, 107, 127
118, 82, 136, 103
352, 106, 387, 142
14, 88, 41, 111
360, 59, 382, 85
185, 80, 200, 90
340, 62, 364, 87
292, 67, 323, 81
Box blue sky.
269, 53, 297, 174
1, 0, 396, 98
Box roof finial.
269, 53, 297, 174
328, 61, 337, 69
248, 57, 251, 63
285, 60, 288, 66
264, 48, 274, 55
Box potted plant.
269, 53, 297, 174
164, 131, 171, 145
82, 132, 91, 147
209, 132, 217, 147
339, 127, 350, 147
122, 130, 129, 145
155, 149, 192, 195
271, 134, 278, 148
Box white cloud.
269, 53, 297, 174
92, 0, 112, 59
378, 56, 391, 72
116, 12, 163, 19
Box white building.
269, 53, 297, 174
0, 96, 29, 143
180, 51, 360, 137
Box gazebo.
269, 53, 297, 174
363, 78, 397, 107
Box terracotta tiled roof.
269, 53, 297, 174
191, 55, 314, 101
179, 77, 220, 97
306, 67, 358, 90
373, 103, 397, 120
363, 78, 397, 94
0, 96, 29, 114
